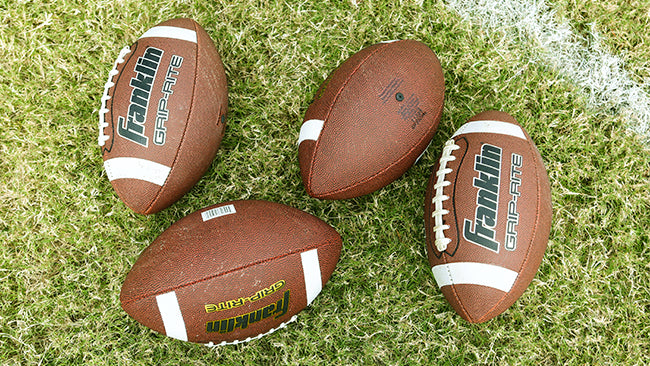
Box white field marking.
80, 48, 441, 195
444, 0, 650, 142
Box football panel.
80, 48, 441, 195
109, 176, 161, 214
121, 295, 166, 337
101, 21, 201, 213
299, 43, 385, 196
303, 43, 385, 127
102, 33, 197, 165
298, 139, 318, 196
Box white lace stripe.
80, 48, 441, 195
139, 26, 197, 43
156, 291, 188, 341
298, 119, 325, 145
103, 157, 171, 186
451, 120, 526, 140
300, 249, 322, 306
432, 262, 518, 293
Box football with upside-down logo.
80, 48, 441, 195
424, 111, 552, 323
98, 18, 228, 214
120, 200, 342, 345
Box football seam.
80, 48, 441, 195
143, 21, 199, 214
309, 42, 443, 198
121, 238, 341, 306
474, 131, 544, 323
305, 41, 394, 197
320, 104, 442, 198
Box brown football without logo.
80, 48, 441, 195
298, 40, 445, 200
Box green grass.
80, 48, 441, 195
1, 0, 649, 364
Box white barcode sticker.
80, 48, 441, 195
201, 204, 236, 222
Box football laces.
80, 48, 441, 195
202, 315, 298, 347
431, 139, 460, 252
98, 46, 131, 147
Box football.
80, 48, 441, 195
98, 18, 228, 214
298, 40, 445, 200
424, 111, 552, 323
120, 200, 342, 345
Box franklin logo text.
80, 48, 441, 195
463, 143, 502, 252
117, 47, 163, 147
206, 290, 290, 334
204, 280, 285, 313
505, 153, 523, 251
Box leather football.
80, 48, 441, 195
299, 40, 444, 199
424, 111, 552, 323
99, 18, 228, 214
120, 200, 342, 345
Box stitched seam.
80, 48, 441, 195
122, 239, 340, 306
144, 23, 198, 214
445, 257, 473, 322
307, 41, 397, 194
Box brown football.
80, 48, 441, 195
424, 111, 552, 323
299, 40, 444, 200
120, 200, 342, 345
98, 18, 228, 214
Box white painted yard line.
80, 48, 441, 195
444, 0, 650, 142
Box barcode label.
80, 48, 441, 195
201, 204, 236, 222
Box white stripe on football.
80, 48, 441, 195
103, 157, 171, 186
155, 291, 188, 341
451, 120, 527, 140
432, 262, 519, 293
139, 26, 198, 43
300, 249, 323, 306
298, 119, 325, 145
